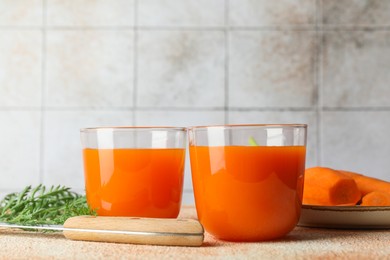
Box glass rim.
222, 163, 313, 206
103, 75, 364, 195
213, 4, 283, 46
80, 126, 187, 133
188, 124, 307, 130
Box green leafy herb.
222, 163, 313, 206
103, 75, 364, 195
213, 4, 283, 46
248, 136, 259, 146
0, 184, 95, 227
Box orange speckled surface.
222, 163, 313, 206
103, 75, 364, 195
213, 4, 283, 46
1, 206, 390, 259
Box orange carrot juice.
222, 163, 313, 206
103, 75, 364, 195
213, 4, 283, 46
190, 145, 306, 241
83, 148, 185, 217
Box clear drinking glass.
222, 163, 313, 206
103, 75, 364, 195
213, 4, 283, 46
80, 127, 187, 218
188, 124, 307, 241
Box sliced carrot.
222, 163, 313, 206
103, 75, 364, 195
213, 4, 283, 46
361, 191, 390, 206
339, 170, 390, 196
303, 167, 361, 206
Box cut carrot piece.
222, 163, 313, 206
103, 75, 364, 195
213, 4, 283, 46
361, 191, 390, 206
303, 167, 361, 206
339, 170, 390, 196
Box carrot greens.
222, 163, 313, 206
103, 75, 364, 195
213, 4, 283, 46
248, 136, 259, 146
0, 185, 95, 226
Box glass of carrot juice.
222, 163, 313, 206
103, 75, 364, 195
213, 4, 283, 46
80, 127, 187, 218
188, 124, 307, 241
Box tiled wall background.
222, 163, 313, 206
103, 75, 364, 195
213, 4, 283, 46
1, 0, 390, 204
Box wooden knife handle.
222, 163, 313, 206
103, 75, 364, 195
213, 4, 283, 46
63, 216, 204, 247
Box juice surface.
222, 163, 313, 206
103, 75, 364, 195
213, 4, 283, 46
190, 145, 306, 241
83, 148, 185, 218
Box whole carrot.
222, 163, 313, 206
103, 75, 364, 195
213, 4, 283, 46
339, 170, 390, 196
360, 191, 390, 206
303, 167, 361, 206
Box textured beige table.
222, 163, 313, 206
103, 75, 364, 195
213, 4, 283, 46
1, 206, 390, 259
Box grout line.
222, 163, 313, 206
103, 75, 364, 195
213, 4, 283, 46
132, 0, 138, 125
0, 107, 43, 111
2, 106, 390, 112
227, 107, 315, 112
1, 26, 390, 32
0, 25, 303, 30
226, 26, 318, 31
322, 107, 390, 111
320, 25, 390, 31
224, 0, 229, 124
38, 0, 47, 184
137, 26, 225, 31
317, 0, 323, 26
3, 106, 390, 112
316, 0, 323, 166
2, 25, 390, 31
0, 27, 43, 31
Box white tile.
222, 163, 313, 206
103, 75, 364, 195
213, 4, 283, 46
0, 0, 42, 26
46, 31, 134, 108
72, 188, 86, 195
322, 31, 390, 108
135, 110, 225, 127
43, 110, 134, 189
0, 31, 42, 107
137, 31, 225, 108
0, 191, 12, 200
0, 111, 41, 190
228, 111, 318, 168
47, 0, 135, 27
322, 111, 390, 182
322, 0, 390, 26
136, 110, 225, 191
138, 0, 225, 27
229, 31, 316, 108
229, 0, 316, 26
181, 191, 195, 206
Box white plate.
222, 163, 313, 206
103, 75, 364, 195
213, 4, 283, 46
298, 204, 390, 229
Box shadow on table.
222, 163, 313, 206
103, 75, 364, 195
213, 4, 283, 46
270, 226, 389, 243
198, 225, 390, 247
0, 228, 64, 239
